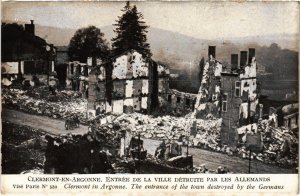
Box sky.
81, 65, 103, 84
2, 1, 299, 40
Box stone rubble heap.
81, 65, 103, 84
2, 88, 298, 169
251, 120, 298, 167
103, 114, 297, 168
113, 113, 221, 143
2, 88, 87, 121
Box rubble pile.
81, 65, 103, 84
26, 86, 82, 102
103, 113, 297, 168
230, 119, 298, 168
113, 113, 221, 142
2, 88, 297, 169
2, 88, 87, 121
255, 120, 298, 167
190, 119, 222, 149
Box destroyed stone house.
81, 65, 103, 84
160, 89, 197, 115
156, 64, 197, 115
281, 103, 299, 131
68, 50, 170, 118
194, 46, 222, 119
194, 46, 261, 146
66, 61, 90, 97
1, 20, 56, 86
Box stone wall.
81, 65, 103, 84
220, 73, 241, 146
86, 50, 161, 117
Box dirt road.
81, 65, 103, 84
2, 108, 296, 173
2, 108, 88, 135
187, 147, 295, 174
142, 140, 296, 174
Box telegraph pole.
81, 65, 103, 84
248, 149, 251, 173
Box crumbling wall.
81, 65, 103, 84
126, 53, 133, 78
159, 89, 197, 116
157, 64, 170, 76
282, 103, 299, 130
132, 51, 148, 78
158, 78, 169, 94
112, 55, 128, 80
156, 69, 170, 114
284, 114, 298, 130
194, 59, 222, 119
87, 51, 163, 115
240, 57, 256, 79
66, 61, 89, 93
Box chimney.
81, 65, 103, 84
231, 54, 238, 71
248, 48, 255, 64
208, 46, 216, 59
240, 51, 248, 68
25, 20, 35, 35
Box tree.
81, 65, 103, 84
112, 2, 152, 58
68, 26, 110, 63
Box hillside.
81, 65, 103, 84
2, 21, 298, 100
33, 24, 298, 73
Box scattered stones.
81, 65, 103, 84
2, 87, 298, 169
2, 88, 87, 122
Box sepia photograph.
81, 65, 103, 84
1, 1, 299, 176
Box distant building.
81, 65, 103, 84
1, 20, 56, 85
281, 103, 298, 131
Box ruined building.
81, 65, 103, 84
82, 50, 170, 118
65, 49, 198, 118
2, 20, 56, 85
159, 89, 197, 116
194, 46, 222, 119
281, 103, 299, 131
66, 61, 90, 97
194, 46, 261, 146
